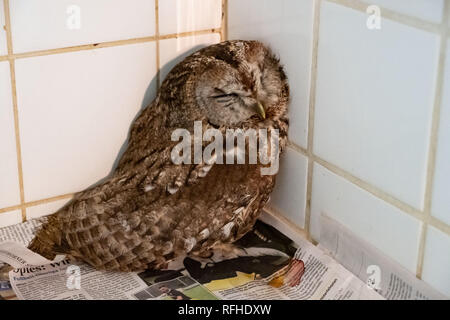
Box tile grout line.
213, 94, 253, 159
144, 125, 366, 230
326, 0, 442, 34
3, 0, 26, 222
221, 0, 228, 41
287, 139, 450, 239
0, 193, 75, 214
416, 0, 450, 279
429, 216, 450, 235
313, 154, 425, 220
159, 28, 222, 40
289, 142, 424, 219
304, 0, 322, 241
154, 0, 161, 89
0, 29, 221, 62
287, 141, 307, 155
7, 61, 25, 221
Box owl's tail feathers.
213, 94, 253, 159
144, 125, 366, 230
28, 214, 68, 260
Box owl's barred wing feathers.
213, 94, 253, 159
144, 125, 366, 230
28, 40, 289, 271
29, 108, 268, 271
28, 120, 230, 271
29, 164, 270, 271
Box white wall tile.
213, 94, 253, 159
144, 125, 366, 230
361, 0, 444, 23
268, 148, 308, 228
0, 4, 7, 56
431, 39, 450, 226
314, 2, 439, 209
0, 62, 21, 209
422, 226, 450, 297
228, 0, 314, 149
158, 0, 222, 35
26, 198, 72, 220
0, 210, 22, 228
9, 0, 156, 53
311, 163, 422, 272
16, 42, 157, 202
159, 33, 221, 82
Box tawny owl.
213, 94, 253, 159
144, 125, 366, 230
28, 40, 289, 271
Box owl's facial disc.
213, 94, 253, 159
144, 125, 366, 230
195, 75, 263, 127
195, 52, 283, 127
205, 84, 266, 126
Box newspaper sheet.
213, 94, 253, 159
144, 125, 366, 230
9, 258, 149, 300
317, 214, 447, 300
0, 215, 382, 300
0, 218, 42, 245
202, 236, 381, 300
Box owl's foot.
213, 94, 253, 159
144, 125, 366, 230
191, 243, 247, 264
210, 243, 247, 260
0, 264, 14, 278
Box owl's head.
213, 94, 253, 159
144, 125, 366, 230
192, 40, 289, 127
157, 40, 288, 131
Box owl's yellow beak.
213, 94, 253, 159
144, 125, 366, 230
254, 101, 266, 120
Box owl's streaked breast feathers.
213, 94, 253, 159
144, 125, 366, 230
28, 40, 289, 271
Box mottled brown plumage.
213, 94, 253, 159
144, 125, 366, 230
28, 40, 289, 271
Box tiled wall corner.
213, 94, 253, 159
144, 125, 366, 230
158, 0, 222, 35
9, 0, 156, 53
268, 148, 308, 228
0, 61, 21, 209
228, 0, 315, 149
159, 33, 221, 82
